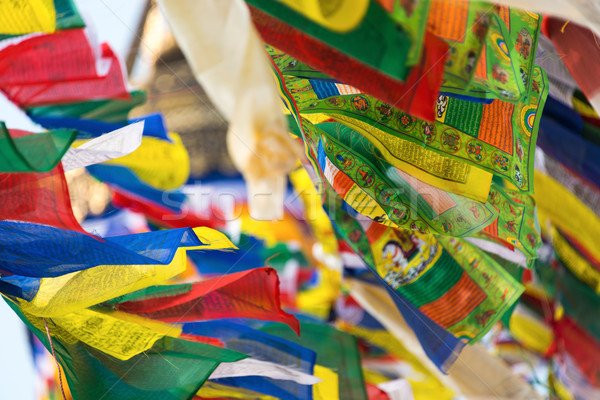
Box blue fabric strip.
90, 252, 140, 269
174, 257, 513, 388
0, 222, 205, 277
309, 80, 340, 99
29, 112, 170, 141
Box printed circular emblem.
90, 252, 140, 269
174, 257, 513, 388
440, 218, 454, 234
350, 95, 370, 113
326, 96, 346, 108
334, 150, 355, 171
376, 183, 394, 206
491, 151, 511, 172
506, 236, 522, 247
374, 101, 394, 124
441, 129, 461, 153
520, 105, 536, 137
466, 139, 486, 162
493, 32, 510, 61
467, 253, 480, 269
419, 121, 436, 143
445, 46, 457, 68
503, 221, 519, 235
410, 220, 429, 234
502, 200, 522, 218
396, 111, 416, 133
465, 201, 485, 222
488, 189, 501, 206
322, 137, 334, 153
454, 212, 471, 230
389, 202, 409, 225
355, 165, 375, 188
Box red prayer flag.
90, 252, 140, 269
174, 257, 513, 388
116, 267, 300, 335
0, 164, 90, 235
249, 5, 447, 122
554, 317, 600, 386
0, 29, 99, 85
544, 18, 600, 116
1, 42, 129, 107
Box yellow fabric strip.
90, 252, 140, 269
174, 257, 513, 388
51, 309, 180, 360
196, 381, 278, 400
275, 0, 370, 32
332, 114, 493, 202
101, 133, 190, 190
535, 170, 600, 265
296, 267, 341, 319
192, 226, 238, 250
22, 307, 180, 360
20, 228, 237, 317
571, 96, 599, 118
0, 0, 55, 34
549, 372, 575, 400
20, 249, 188, 317
289, 164, 339, 256
509, 309, 554, 354
313, 365, 340, 400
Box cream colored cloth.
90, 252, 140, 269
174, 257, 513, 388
157, 0, 301, 220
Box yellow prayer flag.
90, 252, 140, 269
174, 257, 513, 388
0, 0, 55, 34
196, 381, 278, 400
313, 365, 339, 400
20, 227, 237, 317
100, 133, 189, 190
535, 171, 600, 266
52, 309, 180, 360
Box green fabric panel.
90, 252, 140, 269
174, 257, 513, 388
7, 299, 245, 400
385, 0, 430, 66
318, 121, 437, 221
397, 249, 464, 308
262, 322, 368, 400
558, 265, 600, 342
485, 252, 523, 328
536, 259, 600, 342
26, 90, 146, 123
54, 0, 85, 29
443, 97, 484, 137
317, 121, 499, 236
0, 123, 76, 172
262, 243, 307, 271
285, 65, 548, 193
246, 0, 411, 81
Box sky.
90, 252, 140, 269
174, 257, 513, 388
0, 1, 147, 398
